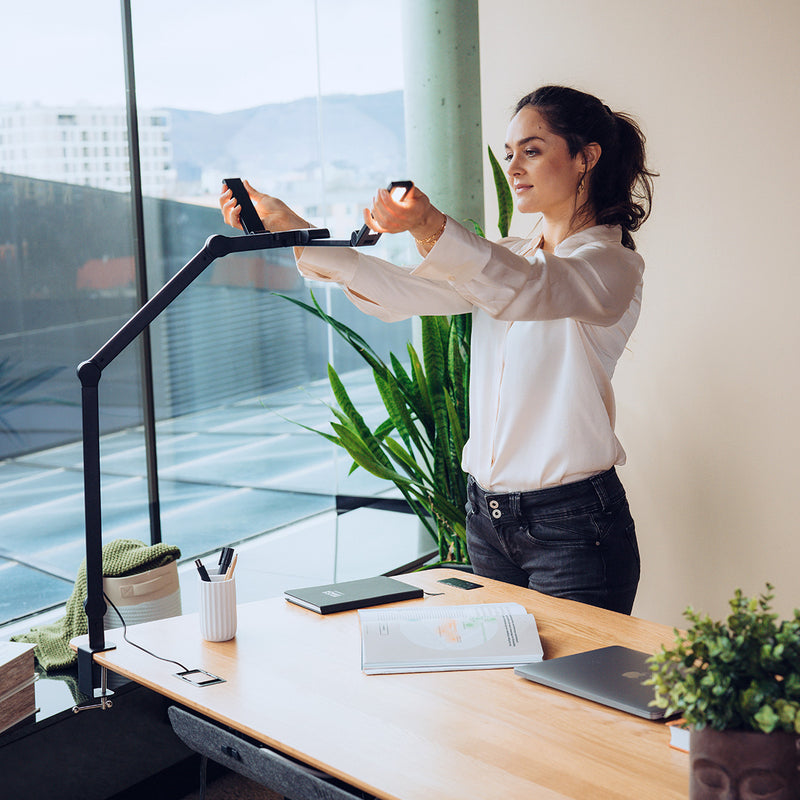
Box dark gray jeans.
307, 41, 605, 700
465, 468, 640, 614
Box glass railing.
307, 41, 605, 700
0, 173, 414, 627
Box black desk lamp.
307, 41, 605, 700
76, 225, 378, 700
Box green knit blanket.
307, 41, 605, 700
12, 538, 181, 670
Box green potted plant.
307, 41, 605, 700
648, 584, 800, 798
281, 148, 513, 566
282, 295, 471, 563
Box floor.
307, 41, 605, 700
0, 368, 434, 639
179, 772, 281, 800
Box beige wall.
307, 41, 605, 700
477, 0, 800, 626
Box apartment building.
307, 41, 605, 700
0, 106, 176, 197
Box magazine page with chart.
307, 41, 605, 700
358, 602, 543, 675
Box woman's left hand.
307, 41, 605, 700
364, 185, 447, 247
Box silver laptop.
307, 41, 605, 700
514, 645, 665, 720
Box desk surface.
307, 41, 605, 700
77, 569, 687, 800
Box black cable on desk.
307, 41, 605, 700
103, 592, 190, 673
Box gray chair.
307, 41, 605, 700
167, 705, 374, 800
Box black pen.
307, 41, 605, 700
219, 547, 234, 574
195, 558, 211, 582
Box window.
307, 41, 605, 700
0, 0, 413, 630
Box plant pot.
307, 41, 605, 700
689, 727, 800, 799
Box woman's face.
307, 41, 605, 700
504, 106, 585, 221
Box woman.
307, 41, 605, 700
220, 85, 656, 614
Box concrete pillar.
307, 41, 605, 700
402, 0, 484, 230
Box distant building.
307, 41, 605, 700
0, 105, 177, 197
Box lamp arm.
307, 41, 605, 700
76, 226, 359, 696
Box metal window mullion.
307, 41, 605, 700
120, 0, 161, 544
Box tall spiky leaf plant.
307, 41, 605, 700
281, 294, 471, 562
282, 147, 513, 564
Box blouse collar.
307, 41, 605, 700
554, 224, 623, 255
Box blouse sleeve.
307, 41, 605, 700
412, 218, 644, 326
295, 243, 473, 323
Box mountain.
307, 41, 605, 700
166, 91, 405, 188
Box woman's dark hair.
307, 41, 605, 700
514, 85, 656, 250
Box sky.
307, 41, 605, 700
2, 0, 404, 113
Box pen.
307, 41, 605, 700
219, 547, 234, 574
195, 558, 211, 582
224, 554, 238, 581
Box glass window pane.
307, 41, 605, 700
0, 1, 140, 623
0, 1, 427, 632
129, 1, 416, 571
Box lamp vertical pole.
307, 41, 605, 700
77, 359, 115, 696
79, 365, 104, 647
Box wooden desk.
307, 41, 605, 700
75, 569, 688, 799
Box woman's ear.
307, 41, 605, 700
581, 143, 602, 174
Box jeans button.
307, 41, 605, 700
492, 509, 502, 519
489, 500, 499, 508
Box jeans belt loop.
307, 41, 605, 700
591, 468, 612, 511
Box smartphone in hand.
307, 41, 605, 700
351, 180, 413, 246
223, 178, 267, 234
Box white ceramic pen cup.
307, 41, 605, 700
199, 573, 237, 642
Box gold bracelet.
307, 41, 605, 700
414, 215, 447, 248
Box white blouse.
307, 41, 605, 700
296, 219, 644, 492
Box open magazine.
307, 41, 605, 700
358, 602, 544, 675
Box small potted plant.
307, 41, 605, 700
647, 584, 800, 798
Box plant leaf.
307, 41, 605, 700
327, 365, 392, 471
488, 145, 513, 238
465, 218, 485, 237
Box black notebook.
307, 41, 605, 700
284, 576, 424, 615
514, 645, 665, 720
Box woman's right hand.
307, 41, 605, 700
219, 180, 311, 232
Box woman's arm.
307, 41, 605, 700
296, 246, 472, 322
219, 181, 472, 322
413, 221, 644, 326
360, 185, 642, 326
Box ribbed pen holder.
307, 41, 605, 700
199, 574, 237, 642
